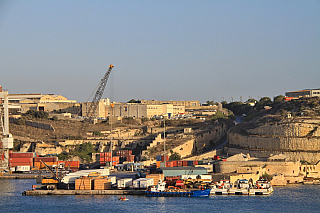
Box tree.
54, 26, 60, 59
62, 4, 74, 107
255, 97, 272, 111
128, 99, 137, 103
274, 95, 284, 103
169, 152, 181, 160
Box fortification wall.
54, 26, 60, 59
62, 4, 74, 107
224, 147, 320, 164
228, 132, 320, 151
246, 123, 317, 137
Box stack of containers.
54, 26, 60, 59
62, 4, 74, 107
94, 178, 112, 190
9, 152, 35, 168
99, 152, 112, 166
75, 177, 94, 190
116, 150, 133, 162
146, 174, 164, 184
33, 157, 58, 169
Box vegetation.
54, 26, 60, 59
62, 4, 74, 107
65, 142, 96, 162
169, 152, 181, 160
25, 110, 49, 120
261, 172, 273, 181
93, 131, 103, 136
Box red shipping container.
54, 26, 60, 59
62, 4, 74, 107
68, 161, 80, 167
100, 157, 105, 162
9, 152, 34, 158
0, 142, 2, 149
165, 161, 173, 167
182, 161, 188, 167
116, 151, 121, 156
100, 153, 105, 157
193, 161, 198, 165
127, 155, 135, 162
9, 158, 33, 163
112, 156, 120, 161
105, 152, 112, 157
105, 157, 111, 162
161, 155, 169, 162
172, 161, 178, 167
177, 160, 183, 167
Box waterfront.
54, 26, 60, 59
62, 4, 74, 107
0, 179, 320, 213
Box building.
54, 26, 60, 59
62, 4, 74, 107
285, 89, 320, 98
82, 100, 186, 119
139, 100, 200, 107
7, 93, 79, 114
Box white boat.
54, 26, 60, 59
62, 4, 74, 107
248, 179, 273, 195
210, 179, 232, 195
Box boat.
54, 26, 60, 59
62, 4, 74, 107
210, 179, 232, 195
228, 179, 250, 195
248, 179, 273, 195
119, 197, 129, 201
145, 179, 211, 197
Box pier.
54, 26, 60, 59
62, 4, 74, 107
22, 189, 145, 196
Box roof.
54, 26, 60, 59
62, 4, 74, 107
161, 166, 207, 171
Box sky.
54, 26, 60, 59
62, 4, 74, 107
0, 1, 319, 104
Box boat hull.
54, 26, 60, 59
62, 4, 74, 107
145, 189, 211, 197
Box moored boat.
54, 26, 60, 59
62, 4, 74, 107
145, 179, 211, 197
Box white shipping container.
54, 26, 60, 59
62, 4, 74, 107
133, 178, 154, 189
106, 176, 116, 185
16, 165, 30, 172
117, 178, 133, 189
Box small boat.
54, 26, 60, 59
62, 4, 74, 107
248, 179, 273, 195
210, 179, 232, 195
145, 179, 211, 197
119, 197, 129, 201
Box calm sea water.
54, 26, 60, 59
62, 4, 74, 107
0, 179, 319, 213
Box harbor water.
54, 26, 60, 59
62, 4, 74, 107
0, 179, 319, 213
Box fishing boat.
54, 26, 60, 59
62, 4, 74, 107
145, 179, 211, 197
210, 179, 232, 195
248, 179, 273, 195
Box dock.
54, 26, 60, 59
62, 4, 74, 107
22, 189, 146, 196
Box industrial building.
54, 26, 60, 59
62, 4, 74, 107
285, 89, 320, 98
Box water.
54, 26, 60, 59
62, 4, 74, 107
0, 179, 319, 213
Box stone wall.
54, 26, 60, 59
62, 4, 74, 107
246, 123, 317, 137
228, 132, 320, 151
224, 147, 320, 164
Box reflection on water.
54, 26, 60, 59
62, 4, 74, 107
0, 179, 319, 213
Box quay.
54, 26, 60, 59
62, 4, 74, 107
22, 189, 145, 196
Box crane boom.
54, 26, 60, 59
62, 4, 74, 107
80, 64, 114, 136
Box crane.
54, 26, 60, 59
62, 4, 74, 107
79, 64, 114, 136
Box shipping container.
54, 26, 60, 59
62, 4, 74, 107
75, 178, 94, 190
105, 152, 112, 157
15, 165, 31, 172
187, 161, 193, 166
172, 161, 178, 167
9, 158, 33, 163
34, 157, 58, 162
117, 178, 133, 189
193, 160, 198, 165
9, 152, 35, 158
156, 155, 162, 161
9, 162, 32, 167
126, 155, 135, 162
177, 160, 183, 167
94, 179, 112, 190
146, 174, 164, 185
165, 161, 173, 167
133, 178, 154, 189
156, 161, 161, 168
161, 155, 169, 162
182, 161, 188, 167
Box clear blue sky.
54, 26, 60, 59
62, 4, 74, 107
1, 1, 319, 103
